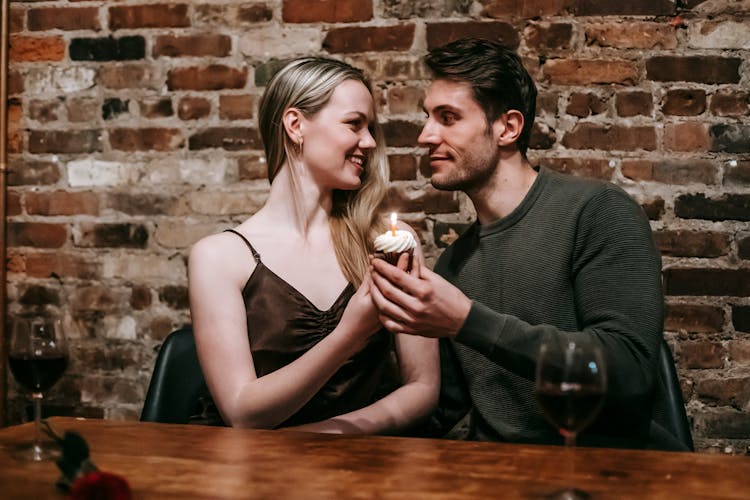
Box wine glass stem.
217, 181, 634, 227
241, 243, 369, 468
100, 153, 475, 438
32, 392, 43, 459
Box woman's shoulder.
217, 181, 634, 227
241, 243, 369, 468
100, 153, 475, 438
189, 226, 261, 279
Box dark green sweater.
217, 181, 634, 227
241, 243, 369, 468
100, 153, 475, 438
435, 167, 665, 447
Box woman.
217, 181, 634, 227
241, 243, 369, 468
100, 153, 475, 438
188, 57, 439, 433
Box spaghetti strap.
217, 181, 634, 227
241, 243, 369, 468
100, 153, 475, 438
224, 229, 261, 262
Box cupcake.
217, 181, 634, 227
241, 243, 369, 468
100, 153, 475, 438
373, 213, 417, 272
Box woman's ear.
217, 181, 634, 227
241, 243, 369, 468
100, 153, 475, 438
492, 110, 525, 148
282, 108, 304, 144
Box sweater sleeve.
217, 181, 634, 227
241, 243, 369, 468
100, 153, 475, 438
453, 186, 663, 426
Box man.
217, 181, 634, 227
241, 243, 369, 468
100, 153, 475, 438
370, 38, 684, 449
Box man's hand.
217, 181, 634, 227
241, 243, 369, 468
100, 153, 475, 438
369, 255, 472, 338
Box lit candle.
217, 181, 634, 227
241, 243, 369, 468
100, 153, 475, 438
390, 212, 397, 236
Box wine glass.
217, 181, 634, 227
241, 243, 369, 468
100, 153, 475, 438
535, 334, 607, 499
8, 317, 69, 461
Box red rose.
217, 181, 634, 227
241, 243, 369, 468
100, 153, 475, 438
68, 471, 132, 500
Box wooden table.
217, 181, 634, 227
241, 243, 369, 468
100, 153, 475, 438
0, 417, 749, 498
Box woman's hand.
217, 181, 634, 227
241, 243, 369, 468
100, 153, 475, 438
338, 274, 382, 350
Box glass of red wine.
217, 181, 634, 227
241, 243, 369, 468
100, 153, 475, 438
535, 334, 607, 499
8, 317, 69, 461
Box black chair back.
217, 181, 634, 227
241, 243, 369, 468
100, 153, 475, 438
652, 338, 694, 451
141, 327, 213, 424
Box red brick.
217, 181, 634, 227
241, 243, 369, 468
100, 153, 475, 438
543, 59, 638, 85
98, 64, 163, 90
10, 7, 24, 33
7, 160, 61, 186
25, 191, 99, 216
725, 160, 750, 187
7, 130, 22, 154
565, 92, 608, 117
8, 70, 23, 95
646, 56, 741, 84
283, 0, 372, 23
662, 89, 707, 116
481, 0, 567, 18
525, 22, 573, 51
562, 124, 656, 151
665, 304, 725, 333
571, 0, 675, 15
29, 130, 102, 154
695, 377, 750, 408
159, 285, 189, 310
28, 7, 100, 31
585, 22, 677, 50
423, 188, 460, 214
109, 4, 190, 30
383, 120, 422, 148
675, 193, 750, 222
14, 252, 98, 279
663, 122, 710, 152
10, 35, 65, 62
178, 97, 211, 120
664, 268, 750, 296
140, 98, 174, 118
7, 191, 22, 216
8, 99, 22, 125
379, 58, 422, 81
539, 158, 613, 180
529, 122, 555, 149
66, 97, 100, 123
8, 222, 67, 248
387, 86, 424, 115
324, 25, 415, 53
28, 99, 62, 123
616, 91, 652, 117
75, 223, 149, 249
167, 65, 248, 91
710, 124, 750, 154
238, 154, 267, 181
107, 192, 178, 216
732, 305, 750, 333
383, 185, 457, 214
729, 340, 750, 364
194, 4, 273, 26
654, 230, 730, 258
19, 284, 61, 307
426, 22, 518, 50
536, 92, 559, 116
130, 286, 153, 310
640, 198, 665, 221
740, 234, 750, 260
219, 95, 254, 120
109, 128, 184, 151
73, 285, 120, 312
623, 159, 716, 185
188, 127, 261, 151
153, 34, 231, 58
388, 154, 417, 181
710, 90, 750, 117
679, 341, 724, 369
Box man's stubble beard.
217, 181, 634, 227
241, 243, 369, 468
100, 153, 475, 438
429, 143, 500, 196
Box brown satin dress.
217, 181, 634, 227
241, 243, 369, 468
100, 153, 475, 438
222, 229, 399, 427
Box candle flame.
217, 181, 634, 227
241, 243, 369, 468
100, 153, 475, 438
390, 212, 397, 236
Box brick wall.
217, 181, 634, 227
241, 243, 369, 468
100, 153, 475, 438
5, 0, 749, 452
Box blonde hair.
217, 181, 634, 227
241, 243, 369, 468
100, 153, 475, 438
258, 57, 388, 286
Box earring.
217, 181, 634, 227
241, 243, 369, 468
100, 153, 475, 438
296, 136, 304, 155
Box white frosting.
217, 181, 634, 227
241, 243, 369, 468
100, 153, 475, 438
374, 230, 417, 253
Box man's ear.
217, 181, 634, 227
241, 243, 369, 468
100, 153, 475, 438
492, 110, 525, 147
282, 108, 304, 143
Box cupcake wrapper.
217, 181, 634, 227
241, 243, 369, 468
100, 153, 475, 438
374, 249, 414, 272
